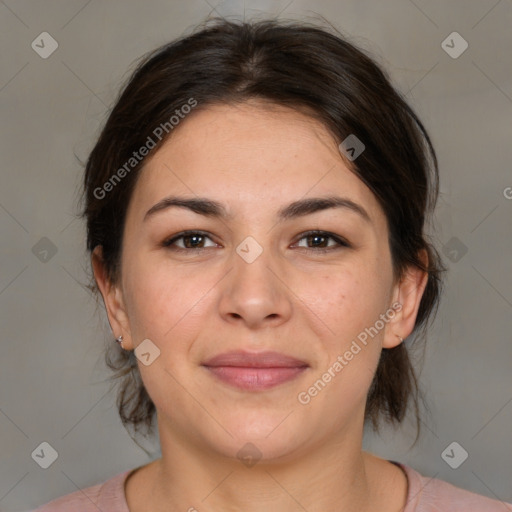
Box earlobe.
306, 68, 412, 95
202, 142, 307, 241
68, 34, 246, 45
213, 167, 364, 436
91, 246, 132, 349
383, 249, 429, 349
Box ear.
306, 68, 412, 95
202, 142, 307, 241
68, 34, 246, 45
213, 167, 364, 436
91, 246, 133, 350
383, 249, 429, 349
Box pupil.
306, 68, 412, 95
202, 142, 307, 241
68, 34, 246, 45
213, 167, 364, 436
309, 234, 326, 247
186, 235, 203, 248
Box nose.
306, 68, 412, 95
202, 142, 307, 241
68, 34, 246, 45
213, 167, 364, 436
218, 244, 293, 330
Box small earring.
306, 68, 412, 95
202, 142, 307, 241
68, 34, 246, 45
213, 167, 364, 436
115, 335, 123, 347
396, 334, 404, 343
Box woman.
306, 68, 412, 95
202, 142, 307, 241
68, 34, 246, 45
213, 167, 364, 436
35, 18, 511, 512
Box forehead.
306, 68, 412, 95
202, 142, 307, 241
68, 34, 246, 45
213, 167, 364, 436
129, 101, 385, 225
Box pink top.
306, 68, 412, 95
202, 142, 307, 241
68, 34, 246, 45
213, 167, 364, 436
33, 461, 512, 511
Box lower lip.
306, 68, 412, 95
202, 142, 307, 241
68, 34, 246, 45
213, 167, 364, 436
203, 366, 307, 390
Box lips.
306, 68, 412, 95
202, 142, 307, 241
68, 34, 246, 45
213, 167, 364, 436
202, 350, 309, 368
202, 350, 309, 391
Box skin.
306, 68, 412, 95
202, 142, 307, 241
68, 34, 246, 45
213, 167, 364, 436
93, 100, 428, 512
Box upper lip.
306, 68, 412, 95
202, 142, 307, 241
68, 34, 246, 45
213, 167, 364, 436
202, 350, 309, 368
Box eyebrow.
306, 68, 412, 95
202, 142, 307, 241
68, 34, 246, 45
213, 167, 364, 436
144, 195, 371, 224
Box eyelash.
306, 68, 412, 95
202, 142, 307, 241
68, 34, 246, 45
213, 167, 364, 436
161, 230, 350, 254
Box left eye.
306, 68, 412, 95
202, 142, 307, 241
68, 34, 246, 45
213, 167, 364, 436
293, 231, 350, 252
162, 230, 350, 252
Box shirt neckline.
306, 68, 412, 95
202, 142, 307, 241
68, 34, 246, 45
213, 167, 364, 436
114, 459, 417, 511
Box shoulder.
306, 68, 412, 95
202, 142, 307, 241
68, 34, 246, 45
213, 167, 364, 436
394, 461, 512, 512
32, 469, 133, 512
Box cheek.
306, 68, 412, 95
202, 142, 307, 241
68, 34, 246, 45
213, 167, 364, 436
310, 263, 387, 340
122, 255, 218, 344
120, 248, 175, 336
299, 272, 385, 409
123, 268, 173, 339
302, 264, 389, 399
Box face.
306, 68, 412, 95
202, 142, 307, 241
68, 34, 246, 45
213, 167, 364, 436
95, 100, 426, 462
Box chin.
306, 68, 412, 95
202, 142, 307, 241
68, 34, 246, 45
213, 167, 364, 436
209, 412, 309, 461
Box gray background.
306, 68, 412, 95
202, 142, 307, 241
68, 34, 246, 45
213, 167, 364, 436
1, 0, 511, 510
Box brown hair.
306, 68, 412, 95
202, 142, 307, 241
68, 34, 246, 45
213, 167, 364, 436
81, 18, 445, 447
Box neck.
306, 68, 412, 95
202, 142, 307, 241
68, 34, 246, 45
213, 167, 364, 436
147, 416, 380, 512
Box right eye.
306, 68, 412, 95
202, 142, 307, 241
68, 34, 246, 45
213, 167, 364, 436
161, 231, 219, 251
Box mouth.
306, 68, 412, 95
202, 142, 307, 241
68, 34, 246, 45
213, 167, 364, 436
201, 350, 309, 391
